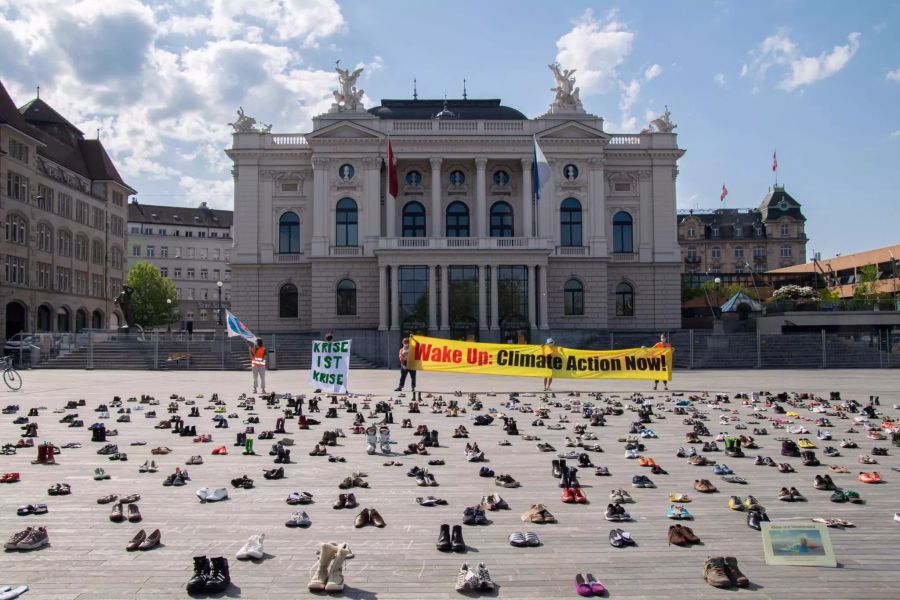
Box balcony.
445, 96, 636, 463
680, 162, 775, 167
610, 252, 637, 262
330, 246, 362, 257
276, 253, 302, 263
555, 246, 590, 257
684, 256, 701, 264
376, 237, 549, 251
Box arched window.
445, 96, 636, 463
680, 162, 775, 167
57, 230, 72, 257
490, 201, 513, 237
560, 198, 582, 247
4, 213, 27, 245
37, 223, 53, 252
563, 279, 584, 316
278, 211, 300, 254
336, 279, 357, 315
402, 201, 426, 237
91, 310, 104, 329
445, 201, 470, 237
37, 305, 52, 331
615, 282, 634, 317
279, 283, 298, 318
613, 211, 633, 253
75, 309, 87, 332
335, 198, 358, 246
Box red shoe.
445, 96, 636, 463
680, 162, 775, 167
573, 487, 588, 504
561, 487, 576, 503
2, 472, 20, 483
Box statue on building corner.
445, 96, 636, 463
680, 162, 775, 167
548, 62, 583, 112
645, 106, 677, 133
331, 60, 365, 112
229, 107, 269, 133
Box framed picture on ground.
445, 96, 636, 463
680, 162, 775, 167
761, 523, 837, 567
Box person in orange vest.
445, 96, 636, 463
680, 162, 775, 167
250, 338, 267, 394
653, 333, 672, 391
394, 337, 416, 392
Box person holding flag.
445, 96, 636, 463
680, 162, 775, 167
653, 333, 672, 391
250, 338, 267, 395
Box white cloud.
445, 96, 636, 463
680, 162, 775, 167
644, 64, 663, 81
714, 72, 727, 87
891, 130, 900, 138
742, 28, 861, 92
555, 9, 634, 94
887, 68, 900, 82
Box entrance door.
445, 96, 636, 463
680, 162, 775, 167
5, 302, 27, 340
37, 305, 52, 331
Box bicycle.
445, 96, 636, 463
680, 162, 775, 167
1, 355, 22, 391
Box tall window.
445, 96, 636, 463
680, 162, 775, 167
734, 246, 744, 259
402, 202, 426, 237
279, 211, 300, 253
615, 282, 634, 317
335, 198, 358, 246
612, 211, 633, 253
781, 223, 790, 237
37, 223, 53, 252
448, 266, 479, 328
780, 245, 792, 258
686, 247, 698, 260
560, 198, 582, 246
279, 283, 299, 318
336, 279, 357, 315
57, 230, 72, 257
490, 201, 514, 237
687, 227, 696, 238
497, 266, 528, 323
564, 279, 584, 315
711, 246, 721, 259
754, 246, 766, 259
445, 201, 470, 237
399, 266, 429, 328
4, 214, 27, 244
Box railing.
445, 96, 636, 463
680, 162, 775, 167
276, 253, 302, 263
377, 237, 550, 251
270, 134, 307, 146
610, 252, 637, 262
608, 135, 643, 146
556, 246, 589, 257
484, 121, 525, 131
330, 246, 362, 257
391, 120, 527, 133
438, 121, 478, 131
765, 299, 900, 314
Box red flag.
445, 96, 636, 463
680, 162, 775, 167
387, 140, 398, 198
720, 183, 728, 202
772, 150, 778, 172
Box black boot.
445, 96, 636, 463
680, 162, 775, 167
204, 556, 230, 593
431, 430, 439, 448
436, 523, 451, 551
186, 556, 210, 593
451, 524, 466, 552
235, 432, 246, 447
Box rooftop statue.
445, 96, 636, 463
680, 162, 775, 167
646, 106, 677, 133
331, 60, 365, 112
548, 62, 583, 112
228, 107, 270, 133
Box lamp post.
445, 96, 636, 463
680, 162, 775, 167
714, 277, 722, 319
216, 281, 224, 326
166, 298, 172, 337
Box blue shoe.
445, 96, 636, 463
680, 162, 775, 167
631, 475, 645, 488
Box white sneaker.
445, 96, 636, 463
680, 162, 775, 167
205, 487, 229, 502
196, 487, 210, 502
894, 513, 900, 523
236, 533, 265, 560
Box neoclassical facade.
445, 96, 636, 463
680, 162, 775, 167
227, 66, 684, 345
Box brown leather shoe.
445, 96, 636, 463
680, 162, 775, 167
138, 528, 161, 550
354, 508, 370, 528
333, 494, 347, 509
668, 525, 688, 546
344, 493, 359, 509
679, 524, 701, 544
724, 556, 749, 587
704, 556, 732, 588
110, 503, 125, 522
369, 508, 386, 528
126, 529, 146, 551
127, 503, 142, 523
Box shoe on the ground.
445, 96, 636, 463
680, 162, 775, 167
704, 556, 732, 588
236, 534, 265, 560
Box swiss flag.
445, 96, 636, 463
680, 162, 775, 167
387, 140, 398, 198
720, 183, 728, 202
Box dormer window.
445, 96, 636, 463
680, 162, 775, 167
711, 226, 720, 238
687, 227, 696, 238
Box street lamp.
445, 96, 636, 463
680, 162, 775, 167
166, 298, 172, 335
714, 277, 722, 319
216, 281, 224, 326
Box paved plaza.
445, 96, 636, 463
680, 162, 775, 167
1, 368, 899, 599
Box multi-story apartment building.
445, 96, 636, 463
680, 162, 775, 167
227, 66, 684, 348
1, 81, 133, 343
126, 200, 233, 329
677, 186, 807, 274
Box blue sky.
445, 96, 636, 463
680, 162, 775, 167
2, 0, 898, 258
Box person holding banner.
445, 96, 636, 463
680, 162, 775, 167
394, 337, 416, 393
653, 334, 672, 391
543, 338, 557, 391
250, 338, 267, 394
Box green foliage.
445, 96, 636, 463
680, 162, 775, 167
126, 262, 180, 328
818, 288, 840, 302
852, 264, 879, 302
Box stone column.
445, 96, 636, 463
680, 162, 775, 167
478, 265, 488, 331
475, 158, 488, 237
521, 158, 533, 237
428, 265, 438, 331
528, 264, 537, 329
311, 156, 329, 256
490, 264, 499, 329
440, 264, 449, 330
538, 266, 549, 329
588, 157, 605, 256
538, 159, 554, 238
259, 171, 275, 262
385, 153, 396, 238
378, 265, 388, 331
363, 157, 382, 242
430, 158, 443, 237
638, 170, 653, 261
390, 265, 400, 330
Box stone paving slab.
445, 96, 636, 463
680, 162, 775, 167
0, 369, 898, 599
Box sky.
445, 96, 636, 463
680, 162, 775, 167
1, 0, 898, 259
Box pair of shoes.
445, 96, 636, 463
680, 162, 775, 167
608, 528, 634, 548
416, 496, 448, 507
777, 487, 805, 501
307, 542, 354, 592
436, 524, 466, 551
455, 562, 494, 592
3, 526, 49, 550
521, 503, 556, 523
703, 556, 749, 588
462, 506, 488, 525
509, 531, 541, 547
693, 479, 717, 493
236, 534, 265, 559
668, 524, 701, 546
562, 487, 588, 503
574, 573, 605, 596
354, 508, 385, 528
667, 504, 692, 519
126, 529, 161, 551
605, 503, 630, 521
286, 491, 314, 505
196, 487, 228, 502
285, 512, 312, 527
186, 556, 231, 594
110, 502, 142, 523
333, 493, 359, 509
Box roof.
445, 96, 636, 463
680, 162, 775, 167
677, 208, 765, 240
758, 185, 805, 221
128, 201, 233, 228
0, 81, 40, 138
721, 291, 763, 313
19, 98, 84, 135
368, 98, 527, 120
769, 243, 900, 275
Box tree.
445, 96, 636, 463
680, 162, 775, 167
853, 264, 879, 303
126, 262, 180, 328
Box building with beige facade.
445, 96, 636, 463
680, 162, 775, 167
677, 186, 807, 274
127, 201, 233, 330
226, 65, 685, 351
1, 81, 133, 343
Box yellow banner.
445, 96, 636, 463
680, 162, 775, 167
408, 335, 672, 381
